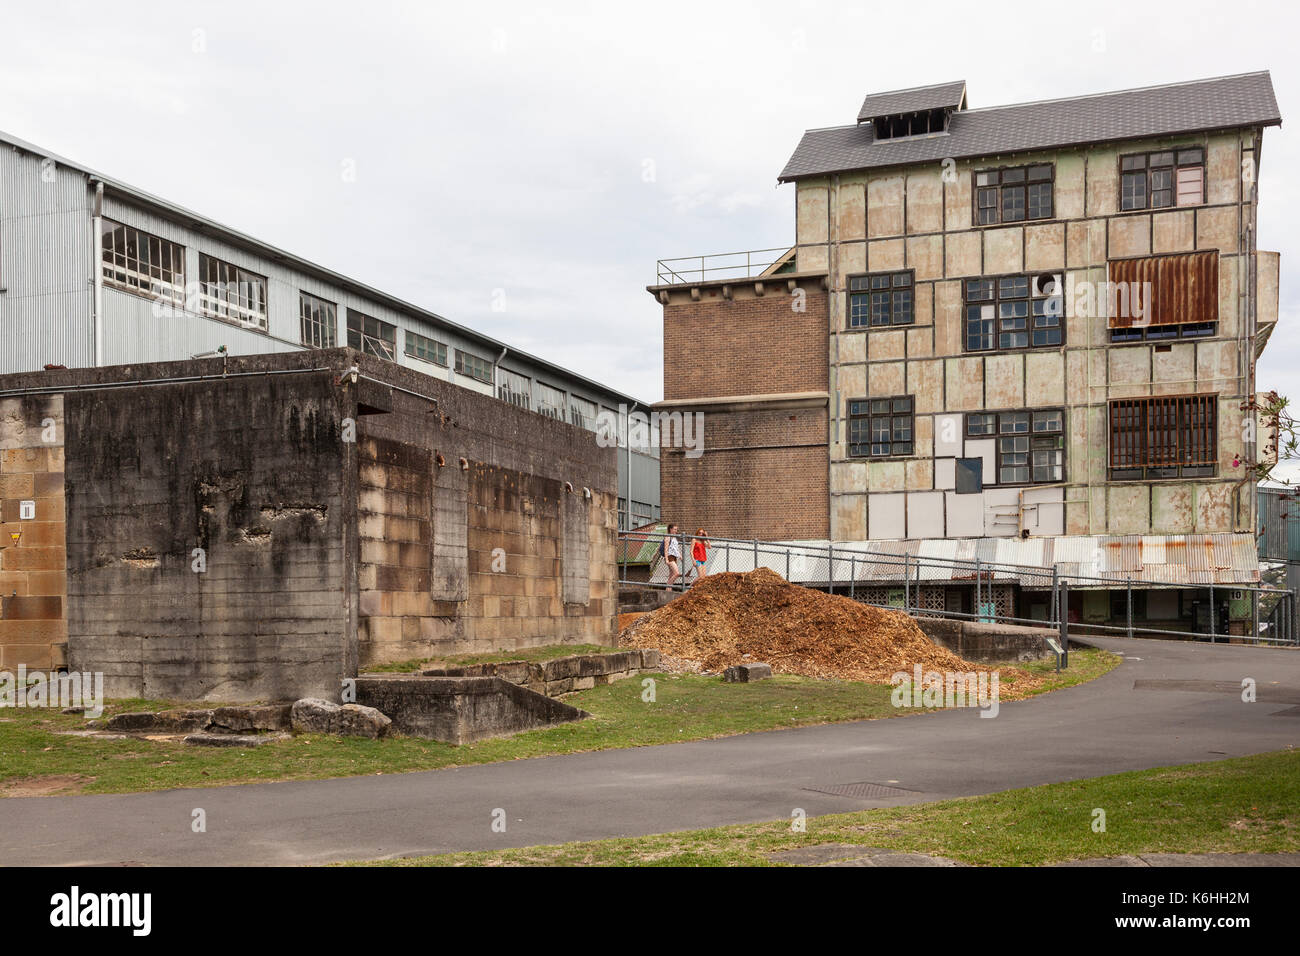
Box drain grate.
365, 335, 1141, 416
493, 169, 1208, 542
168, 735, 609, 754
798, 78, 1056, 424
803, 781, 920, 800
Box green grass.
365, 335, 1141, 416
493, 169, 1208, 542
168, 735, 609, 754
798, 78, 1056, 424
361, 643, 613, 673
358, 748, 1300, 867
0, 648, 1118, 796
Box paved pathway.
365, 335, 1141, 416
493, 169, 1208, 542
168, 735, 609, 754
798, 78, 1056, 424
1, 636, 1296, 865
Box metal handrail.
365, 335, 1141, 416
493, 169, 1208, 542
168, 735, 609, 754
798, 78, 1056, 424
654, 246, 793, 285
617, 530, 1297, 647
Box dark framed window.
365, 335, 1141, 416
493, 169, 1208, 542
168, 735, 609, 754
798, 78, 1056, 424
299, 292, 337, 349
955, 458, 983, 494
1120, 148, 1205, 211
967, 410, 1064, 485
964, 273, 1063, 351
100, 220, 186, 305
1110, 322, 1215, 342
405, 329, 447, 366
974, 164, 1054, 225
848, 271, 914, 328
848, 396, 913, 458
198, 254, 268, 330
1109, 394, 1217, 480
346, 308, 396, 360
454, 349, 493, 384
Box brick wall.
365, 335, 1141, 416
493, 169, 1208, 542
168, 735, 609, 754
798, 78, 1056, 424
663, 284, 828, 400
0, 395, 66, 671
657, 278, 831, 540
660, 405, 828, 540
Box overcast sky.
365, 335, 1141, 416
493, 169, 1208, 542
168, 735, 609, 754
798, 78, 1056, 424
4, 0, 1298, 447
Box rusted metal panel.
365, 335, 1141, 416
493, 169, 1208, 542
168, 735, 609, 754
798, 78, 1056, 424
1107, 250, 1218, 328
1141, 535, 1167, 566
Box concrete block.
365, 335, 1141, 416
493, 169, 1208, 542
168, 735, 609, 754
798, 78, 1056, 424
867, 176, 904, 238
722, 662, 772, 683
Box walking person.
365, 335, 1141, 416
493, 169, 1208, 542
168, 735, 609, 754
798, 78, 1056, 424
689, 529, 710, 585
662, 523, 682, 590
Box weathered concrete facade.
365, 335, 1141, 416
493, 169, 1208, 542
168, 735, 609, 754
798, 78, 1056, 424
801, 129, 1276, 542
0, 348, 618, 700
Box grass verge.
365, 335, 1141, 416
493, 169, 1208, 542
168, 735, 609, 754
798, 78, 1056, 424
361, 643, 613, 674
0, 647, 1118, 796
357, 748, 1300, 867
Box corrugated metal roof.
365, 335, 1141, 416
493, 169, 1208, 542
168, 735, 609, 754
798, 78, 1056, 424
857, 80, 967, 122
779, 72, 1280, 181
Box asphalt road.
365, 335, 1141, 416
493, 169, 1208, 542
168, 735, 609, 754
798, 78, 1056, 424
2, 636, 1297, 866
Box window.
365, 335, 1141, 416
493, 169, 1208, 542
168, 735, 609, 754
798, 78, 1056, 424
1109, 395, 1217, 480
965, 273, 1062, 351
497, 369, 531, 409
455, 349, 493, 384
347, 309, 396, 360
405, 329, 447, 366
967, 410, 1064, 485
198, 254, 268, 329
535, 382, 566, 420
569, 395, 598, 430
299, 292, 337, 349
974, 164, 1054, 225
848, 396, 913, 458
848, 271, 914, 328
1120, 149, 1205, 211
101, 220, 185, 305
955, 458, 983, 494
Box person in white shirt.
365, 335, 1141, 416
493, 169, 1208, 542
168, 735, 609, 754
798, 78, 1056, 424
663, 523, 681, 590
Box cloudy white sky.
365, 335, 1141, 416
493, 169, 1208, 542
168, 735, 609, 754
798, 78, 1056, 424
3, 0, 1298, 436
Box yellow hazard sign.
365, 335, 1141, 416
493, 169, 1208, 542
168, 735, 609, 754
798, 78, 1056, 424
8, 532, 19, 545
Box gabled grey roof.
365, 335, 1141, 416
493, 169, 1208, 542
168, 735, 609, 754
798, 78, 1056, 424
781, 72, 1281, 182
857, 80, 966, 123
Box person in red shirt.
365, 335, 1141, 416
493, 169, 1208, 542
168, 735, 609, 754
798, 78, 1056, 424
689, 529, 710, 585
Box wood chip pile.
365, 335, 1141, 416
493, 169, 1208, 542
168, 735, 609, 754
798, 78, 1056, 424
619, 568, 1042, 690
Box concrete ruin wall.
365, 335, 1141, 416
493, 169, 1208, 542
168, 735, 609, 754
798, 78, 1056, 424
0, 348, 620, 699
352, 352, 618, 667
58, 360, 353, 701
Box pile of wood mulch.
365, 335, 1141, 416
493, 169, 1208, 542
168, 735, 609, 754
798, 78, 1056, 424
620, 568, 1043, 694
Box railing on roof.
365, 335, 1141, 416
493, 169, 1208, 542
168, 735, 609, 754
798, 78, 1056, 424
618, 532, 1298, 647
654, 247, 794, 286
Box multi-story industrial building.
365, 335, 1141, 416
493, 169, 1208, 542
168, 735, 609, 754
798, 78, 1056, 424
0, 129, 658, 528
650, 72, 1283, 634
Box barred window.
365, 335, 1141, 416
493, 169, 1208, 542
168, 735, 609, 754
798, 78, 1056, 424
198, 254, 268, 329
965, 273, 1062, 351
1120, 149, 1204, 211
569, 395, 598, 430
498, 368, 531, 409
974, 164, 1054, 225
346, 309, 396, 360
455, 349, 493, 384
848, 396, 913, 458
1109, 394, 1217, 480
101, 220, 186, 305
848, 271, 914, 328
535, 382, 566, 420
405, 329, 447, 366
299, 292, 337, 349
